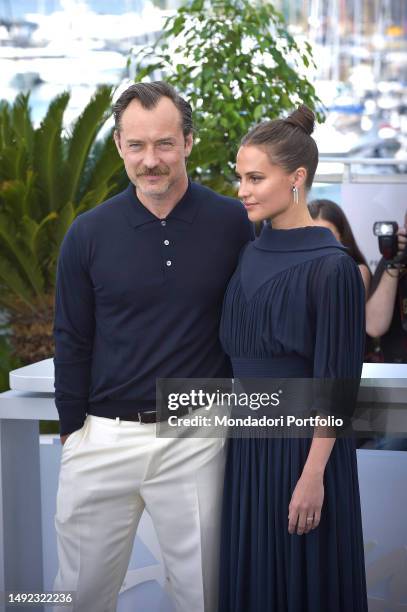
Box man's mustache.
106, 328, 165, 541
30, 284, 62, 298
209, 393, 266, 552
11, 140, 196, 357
136, 167, 170, 177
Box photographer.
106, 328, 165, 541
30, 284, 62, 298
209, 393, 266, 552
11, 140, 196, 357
366, 216, 407, 363
366, 215, 407, 451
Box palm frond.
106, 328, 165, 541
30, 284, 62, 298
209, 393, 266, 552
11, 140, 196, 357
65, 85, 113, 203
0, 179, 27, 218
54, 201, 76, 249
75, 183, 115, 215
11, 93, 34, 154
0, 258, 36, 309
82, 131, 124, 196
0, 212, 44, 297
33, 92, 70, 214
0, 144, 28, 182
0, 101, 13, 151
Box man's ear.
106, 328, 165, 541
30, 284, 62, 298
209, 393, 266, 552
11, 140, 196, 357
113, 130, 124, 159
184, 133, 193, 158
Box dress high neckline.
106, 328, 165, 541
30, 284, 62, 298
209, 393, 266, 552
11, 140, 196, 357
254, 224, 348, 253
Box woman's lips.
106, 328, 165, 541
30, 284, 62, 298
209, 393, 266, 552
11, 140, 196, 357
244, 202, 259, 209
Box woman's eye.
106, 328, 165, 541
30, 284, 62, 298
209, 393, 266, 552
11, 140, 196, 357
251, 176, 262, 183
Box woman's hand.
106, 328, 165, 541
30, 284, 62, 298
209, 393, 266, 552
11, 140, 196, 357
288, 470, 324, 535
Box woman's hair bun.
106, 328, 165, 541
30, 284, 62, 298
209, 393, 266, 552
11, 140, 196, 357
284, 104, 315, 136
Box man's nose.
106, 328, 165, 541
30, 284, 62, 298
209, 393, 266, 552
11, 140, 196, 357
143, 146, 160, 168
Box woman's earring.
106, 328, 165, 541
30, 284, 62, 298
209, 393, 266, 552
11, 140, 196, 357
292, 185, 299, 205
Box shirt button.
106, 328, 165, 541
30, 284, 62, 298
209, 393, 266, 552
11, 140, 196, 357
166, 260, 172, 267
161, 220, 166, 226
164, 239, 170, 246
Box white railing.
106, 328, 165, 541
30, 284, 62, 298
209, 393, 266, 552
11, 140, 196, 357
315, 157, 407, 184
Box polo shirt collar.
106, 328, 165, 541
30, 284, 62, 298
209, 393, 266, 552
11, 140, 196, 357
123, 180, 199, 228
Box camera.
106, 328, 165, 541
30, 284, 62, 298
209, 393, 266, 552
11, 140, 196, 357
373, 221, 407, 267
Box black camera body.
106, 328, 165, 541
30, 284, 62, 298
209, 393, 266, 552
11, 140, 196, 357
373, 221, 407, 267
373, 221, 407, 333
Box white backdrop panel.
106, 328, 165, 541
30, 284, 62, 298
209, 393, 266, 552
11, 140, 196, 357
341, 183, 406, 272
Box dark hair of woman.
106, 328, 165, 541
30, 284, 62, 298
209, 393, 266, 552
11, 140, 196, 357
308, 199, 369, 267
241, 104, 318, 190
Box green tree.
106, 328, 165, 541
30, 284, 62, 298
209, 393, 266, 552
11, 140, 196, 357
0, 86, 125, 365
132, 0, 322, 194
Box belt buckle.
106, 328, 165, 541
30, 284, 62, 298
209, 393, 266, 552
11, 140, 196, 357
137, 410, 157, 424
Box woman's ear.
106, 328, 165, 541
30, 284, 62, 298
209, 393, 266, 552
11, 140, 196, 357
292, 167, 307, 190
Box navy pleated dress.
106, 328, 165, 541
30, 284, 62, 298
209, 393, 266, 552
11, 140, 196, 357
218, 226, 368, 612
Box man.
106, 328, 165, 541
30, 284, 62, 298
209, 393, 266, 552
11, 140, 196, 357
53, 81, 252, 612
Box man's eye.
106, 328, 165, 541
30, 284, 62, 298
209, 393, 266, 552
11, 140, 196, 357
157, 142, 174, 150
129, 143, 142, 150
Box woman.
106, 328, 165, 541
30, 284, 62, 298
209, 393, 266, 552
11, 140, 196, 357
308, 199, 371, 296
218, 106, 368, 612
309, 199, 379, 366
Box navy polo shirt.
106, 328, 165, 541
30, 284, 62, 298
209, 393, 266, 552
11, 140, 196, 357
54, 180, 253, 435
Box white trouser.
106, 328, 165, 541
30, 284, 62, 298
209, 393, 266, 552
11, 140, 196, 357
53, 414, 225, 612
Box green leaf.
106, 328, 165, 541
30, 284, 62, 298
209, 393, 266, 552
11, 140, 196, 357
11, 93, 34, 154
65, 85, 113, 204
253, 105, 263, 121
171, 15, 185, 36
0, 257, 34, 308
0, 212, 44, 297
134, 63, 162, 82
54, 201, 76, 249
33, 91, 70, 213
82, 132, 124, 195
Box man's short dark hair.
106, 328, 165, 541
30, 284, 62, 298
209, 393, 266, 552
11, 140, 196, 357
113, 81, 193, 137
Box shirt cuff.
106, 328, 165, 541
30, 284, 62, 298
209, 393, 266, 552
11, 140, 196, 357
55, 400, 88, 436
